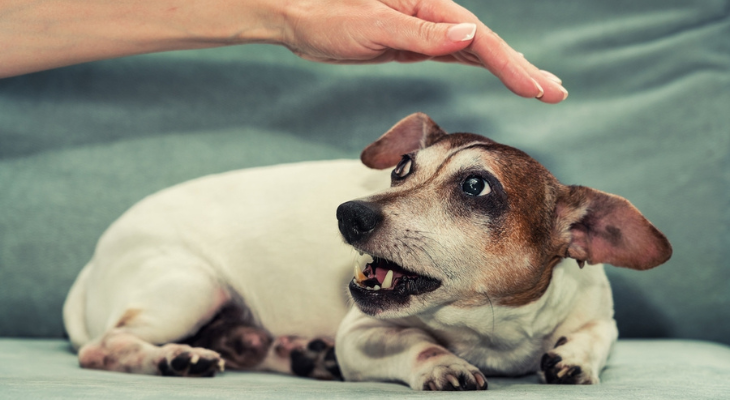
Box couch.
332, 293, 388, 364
1, 1, 728, 398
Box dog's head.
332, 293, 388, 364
337, 113, 672, 318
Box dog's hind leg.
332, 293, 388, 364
180, 304, 272, 371
77, 255, 234, 377
79, 329, 225, 376
182, 307, 342, 380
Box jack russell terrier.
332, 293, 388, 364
63, 113, 672, 390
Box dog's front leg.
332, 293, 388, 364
336, 309, 487, 391
539, 318, 618, 384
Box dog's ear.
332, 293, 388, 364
361, 113, 447, 169
556, 185, 672, 270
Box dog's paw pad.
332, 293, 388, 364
541, 352, 592, 384
158, 346, 224, 377
287, 338, 342, 381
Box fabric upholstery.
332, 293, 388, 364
0, 0, 728, 398
1, 339, 729, 399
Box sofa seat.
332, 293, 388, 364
1, 339, 728, 399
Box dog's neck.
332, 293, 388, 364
403, 258, 582, 346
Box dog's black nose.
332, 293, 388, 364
336, 201, 382, 244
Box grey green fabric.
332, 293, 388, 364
1, 0, 729, 398
1, 339, 729, 399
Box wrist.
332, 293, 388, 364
179, 0, 287, 46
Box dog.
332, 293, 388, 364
63, 113, 672, 390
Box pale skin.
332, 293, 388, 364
0, 0, 568, 103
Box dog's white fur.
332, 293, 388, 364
64, 114, 668, 389
65, 160, 387, 345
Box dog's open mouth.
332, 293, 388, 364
349, 255, 441, 314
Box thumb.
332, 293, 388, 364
378, 13, 476, 56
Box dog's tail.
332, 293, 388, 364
62, 261, 93, 351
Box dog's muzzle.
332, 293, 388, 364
336, 201, 382, 244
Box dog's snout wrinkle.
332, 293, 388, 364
337, 201, 382, 244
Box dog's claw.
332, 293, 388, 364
475, 373, 488, 390
158, 345, 223, 378
446, 374, 461, 390
541, 352, 586, 384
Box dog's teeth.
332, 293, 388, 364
190, 354, 200, 364
381, 270, 393, 289
354, 264, 367, 282
373, 285, 380, 291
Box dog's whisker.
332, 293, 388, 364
409, 242, 440, 271
485, 291, 495, 334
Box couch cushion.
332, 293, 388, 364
0, 0, 729, 345
0, 339, 728, 399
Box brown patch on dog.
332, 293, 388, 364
361, 113, 447, 169
417, 347, 448, 362
181, 304, 271, 370
115, 308, 142, 328
556, 185, 672, 270
351, 120, 671, 314
497, 255, 563, 307
461, 143, 563, 307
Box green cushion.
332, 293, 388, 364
1, 339, 728, 399
0, 1, 728, 347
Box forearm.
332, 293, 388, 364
0, 0, 284, 78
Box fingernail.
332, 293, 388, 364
447, 23, 477, 42
531, 78, 544, 99
560, 85, 569, 101
540, 70, 562, 85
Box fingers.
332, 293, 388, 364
507, 46, 569, 103
376, 15, 478, 57
382, 0, 568, 103
465, 25, 567, 103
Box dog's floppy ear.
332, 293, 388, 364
556, 185, 672, 270
361, 113, 447, 169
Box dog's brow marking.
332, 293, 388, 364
431, 143, 499, 181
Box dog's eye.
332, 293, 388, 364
462, 176, 491, 196
392, 155, 413, 179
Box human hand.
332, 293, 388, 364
1, 0, 566, 102
277, 0, 567, 103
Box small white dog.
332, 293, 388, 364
64, 113, 672, 390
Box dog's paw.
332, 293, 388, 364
273, 336, 342, 380
539, 338, 599, 385
158, 344, 225, 377
411, 355, 488, 391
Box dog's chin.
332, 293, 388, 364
349, 255, 442, 317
